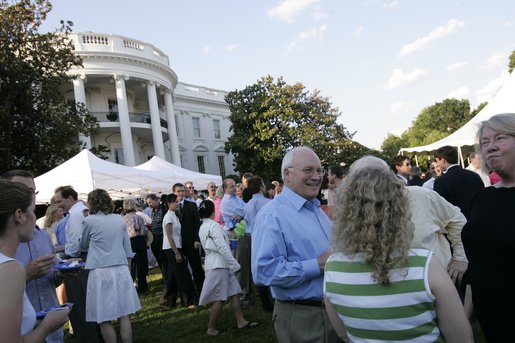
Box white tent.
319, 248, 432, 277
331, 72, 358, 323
34, 150, 172, 204
134, 156, 222, 190
400, 70, 515, 154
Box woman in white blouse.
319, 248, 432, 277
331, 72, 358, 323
162, 193, 197, 308
0, 179, 69, 342
198, 200, 257, 336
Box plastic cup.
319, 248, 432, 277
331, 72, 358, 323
229, 239, 238, 251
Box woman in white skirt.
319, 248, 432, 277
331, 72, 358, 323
81, 189, 140, 343
198, 200, 257, 336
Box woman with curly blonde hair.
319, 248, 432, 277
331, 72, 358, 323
323, 156, 472, 343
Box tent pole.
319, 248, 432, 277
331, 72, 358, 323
458, 146, 464, 167
414, 155, 419, 167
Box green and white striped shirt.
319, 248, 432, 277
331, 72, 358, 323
324, 248, 443, 342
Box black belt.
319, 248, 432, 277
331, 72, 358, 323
280, 299, 325, 308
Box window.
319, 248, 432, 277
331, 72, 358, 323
197, 156, 205, 173
192, 117, 200, 138
108, 98, 118, 114
114, 148, 124, 165
213, 119, 221, 139
217, 156, 226, 178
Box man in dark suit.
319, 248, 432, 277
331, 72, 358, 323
434, 146, 484, 298
434, 146, 484, 218
172, 183, 205, 295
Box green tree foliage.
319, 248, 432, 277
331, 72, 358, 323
225, 75, 367, 180
381, 99, 487, 165
0, 0, 98, 175
509, 50, 515, 73
381, 133, 408, 160
405, 98, 473, 147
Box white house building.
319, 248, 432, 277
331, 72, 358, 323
65, 32, 235, 178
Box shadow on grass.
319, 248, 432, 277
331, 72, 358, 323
65, 269, 276, 343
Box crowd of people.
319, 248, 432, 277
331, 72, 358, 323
1, 113, 514, 342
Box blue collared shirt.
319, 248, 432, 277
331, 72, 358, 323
55, 214, 68, 247
220, 193, 245, 229
15, 226, 63, 343
244, 193, 270, 235
251, 186, 331, 301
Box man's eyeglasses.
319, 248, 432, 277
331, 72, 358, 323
288, 167, 325, 176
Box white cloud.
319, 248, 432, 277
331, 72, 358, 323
484, 47, 511, 69
267, 0, 319, 22
287, 25, 327, 51
390, 101, 413, 114
225, 44, 238, 53
313, 11, 327, 20
445, 61, 468, 72
503, 21, 513, 28
388, 127, 408, 137
398, 19, 465, 58
386, 68, 427, 90
474, 70, 510, 104
446, 86, 469, 100
353, 26, 363, 37
383, 1, 399, 10
202, 46, 211, 54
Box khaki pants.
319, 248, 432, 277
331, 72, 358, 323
273, 300, 340, 343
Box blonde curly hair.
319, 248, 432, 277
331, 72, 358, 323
332, 163, 414, 286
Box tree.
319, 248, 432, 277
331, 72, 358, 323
404, 98, 474, 147
509, 50, 515, 73
381, 133, 408, 160
0, 0, 98, 175
225, 75, 360, 181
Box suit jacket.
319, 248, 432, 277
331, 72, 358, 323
434, 165, 484, 218
178, 200, 201, 246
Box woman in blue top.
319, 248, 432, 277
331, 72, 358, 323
80, 189, 140, 343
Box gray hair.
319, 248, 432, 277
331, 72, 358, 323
348, 155, 390, 176
281, 146, 315, 179
476, 113, 515, 172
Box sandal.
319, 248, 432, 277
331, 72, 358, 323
238, 321, 258, 329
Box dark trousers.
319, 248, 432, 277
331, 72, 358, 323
130, 236, 148, 292
236, 234, 252, 295
181, 242, 205, 295
163, 249, 197, 307
65, 269, 102, 343
151, 233, 167, 281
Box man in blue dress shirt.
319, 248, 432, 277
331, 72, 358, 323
251, 146, 338, 343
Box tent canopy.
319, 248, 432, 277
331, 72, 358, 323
134, 156, 222, 190
400, 70, 515, 153
35, 150, 173, 204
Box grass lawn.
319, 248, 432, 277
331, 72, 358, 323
64, 268, 486, 342
64, 268, 276, 342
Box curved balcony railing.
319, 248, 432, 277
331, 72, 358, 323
91, 112, 167, 128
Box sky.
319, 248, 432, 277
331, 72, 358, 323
40, 0, 515, 149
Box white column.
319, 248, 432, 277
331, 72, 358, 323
164, 90, 181, 166
147, 81, 165, 159
114, 74, 136, 166
72, 75, 92, 149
